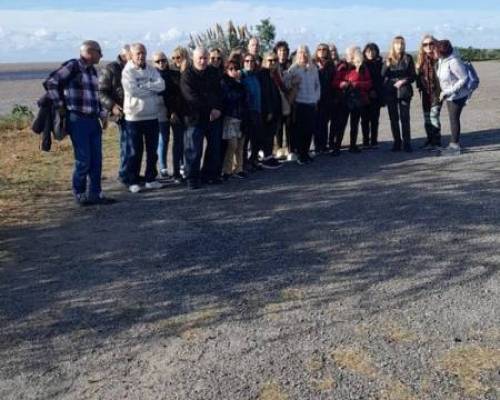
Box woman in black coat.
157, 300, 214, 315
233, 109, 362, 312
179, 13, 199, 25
382, 36, 416, 152
362, 43, 384, 148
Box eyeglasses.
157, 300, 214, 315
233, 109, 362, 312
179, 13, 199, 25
422, 42, 434, 47
154, 59, 167, 63
267, 59, 277, 63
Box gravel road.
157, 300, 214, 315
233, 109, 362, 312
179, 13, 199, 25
0, 61, 499, 400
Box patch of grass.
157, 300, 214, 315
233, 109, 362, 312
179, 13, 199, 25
258, 382, 289, 400
331, 347, 378, 379
0, 104, 34, 131
0, 125, 120, 226
439, 345, 500, 396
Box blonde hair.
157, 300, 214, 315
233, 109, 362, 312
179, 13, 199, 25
351, 47, 364, 71
416, 34, 437, 69
386, 36, 406, 66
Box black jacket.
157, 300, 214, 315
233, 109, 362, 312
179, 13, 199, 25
32, 94, 65, 151
365, 57, 384, 105
381, 54, 416, 101
258, 68, 282, 121
221, 75, 246, 120
317, 60, 336, 108
180, 64, 223, 126
98, 56, 126, 111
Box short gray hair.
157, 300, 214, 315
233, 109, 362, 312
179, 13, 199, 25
80, 40, 101, 54
130, 42, 146, 53
193, 47, 208, 57
120, 44, 130, 56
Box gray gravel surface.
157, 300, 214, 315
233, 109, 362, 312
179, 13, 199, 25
1, 61, 499, 399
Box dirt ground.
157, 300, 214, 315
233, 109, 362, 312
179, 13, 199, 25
0, 61, 499, 399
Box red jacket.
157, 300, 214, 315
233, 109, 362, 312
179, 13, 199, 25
332, 63, 372, 104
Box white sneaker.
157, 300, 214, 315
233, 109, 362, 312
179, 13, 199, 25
145, 180, 163, 190
129, 184, 141, 193
287, 152, 298, 161
440, 143, 461, 156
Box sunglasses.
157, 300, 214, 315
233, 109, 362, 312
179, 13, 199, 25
171, 56, 181, 60
154, 59, 167, 63
422, 42, 434, 47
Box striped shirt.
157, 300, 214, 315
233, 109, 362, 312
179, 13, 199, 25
45, 58, 104, 117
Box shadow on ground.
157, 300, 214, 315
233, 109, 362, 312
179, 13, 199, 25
1, 128, 499, 376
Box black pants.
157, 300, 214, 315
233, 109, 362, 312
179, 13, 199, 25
331, 103, 350, 150
276, 115, 292, 151
387, 97, 411, 148
349, 107, 369, 148
314, 101, 332, 152
262, 118, 278, 157
361, 102, 380, 146
243, 110, 263, 165
293, 102, 316, 158
446, 97, 467, 144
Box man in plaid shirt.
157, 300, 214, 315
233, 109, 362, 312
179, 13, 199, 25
46, 40, 115, 206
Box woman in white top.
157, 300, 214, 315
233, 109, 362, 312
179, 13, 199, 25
436, 39, 469, 156
287, 45, 320, 164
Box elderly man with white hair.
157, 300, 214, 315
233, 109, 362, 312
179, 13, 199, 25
99, 44, 130, 184
180, 46, 223, 189
45, 40, 115, 206
121, 42, 165, 193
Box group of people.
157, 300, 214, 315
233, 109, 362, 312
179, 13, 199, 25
44, 34, 474, 205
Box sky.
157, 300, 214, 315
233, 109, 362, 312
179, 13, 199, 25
1, 0, 500, 62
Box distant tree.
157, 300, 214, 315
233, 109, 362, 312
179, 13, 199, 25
255, 18, 276, 52
456, 47, 500, 61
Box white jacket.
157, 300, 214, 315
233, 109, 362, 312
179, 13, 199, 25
437, 52, 469, 101
122, 61, 165, 121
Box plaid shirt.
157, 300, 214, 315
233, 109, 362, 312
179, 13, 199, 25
46, 58, 104, 117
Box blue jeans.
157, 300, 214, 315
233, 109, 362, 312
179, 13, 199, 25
67, 111, 102, 199
201, 118, 223, 180
171, 121, 185, 177
157, 120, 170, 171
117, 120, 130, 183
123, 119, 159, 185
184, 124, 205, 183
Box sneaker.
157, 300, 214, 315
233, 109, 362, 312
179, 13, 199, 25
287, 152, 298, 161
261, 157, 283, 169
160, 168, 169, 178
129, 184, 141, 193
145, 180, 163, 190
234, 171, 249, 179
440, 143, 461, 156
297, 157, 307, 165
173, 175, 186, 184
74, 193, 90, 206
430, 145, 442, 152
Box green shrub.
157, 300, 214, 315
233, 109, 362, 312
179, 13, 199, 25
0, 104, 34, 132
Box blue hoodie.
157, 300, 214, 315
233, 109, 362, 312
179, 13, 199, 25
241, 69, 261, 113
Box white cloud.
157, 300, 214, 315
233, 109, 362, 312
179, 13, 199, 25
0, 1, 499, 62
